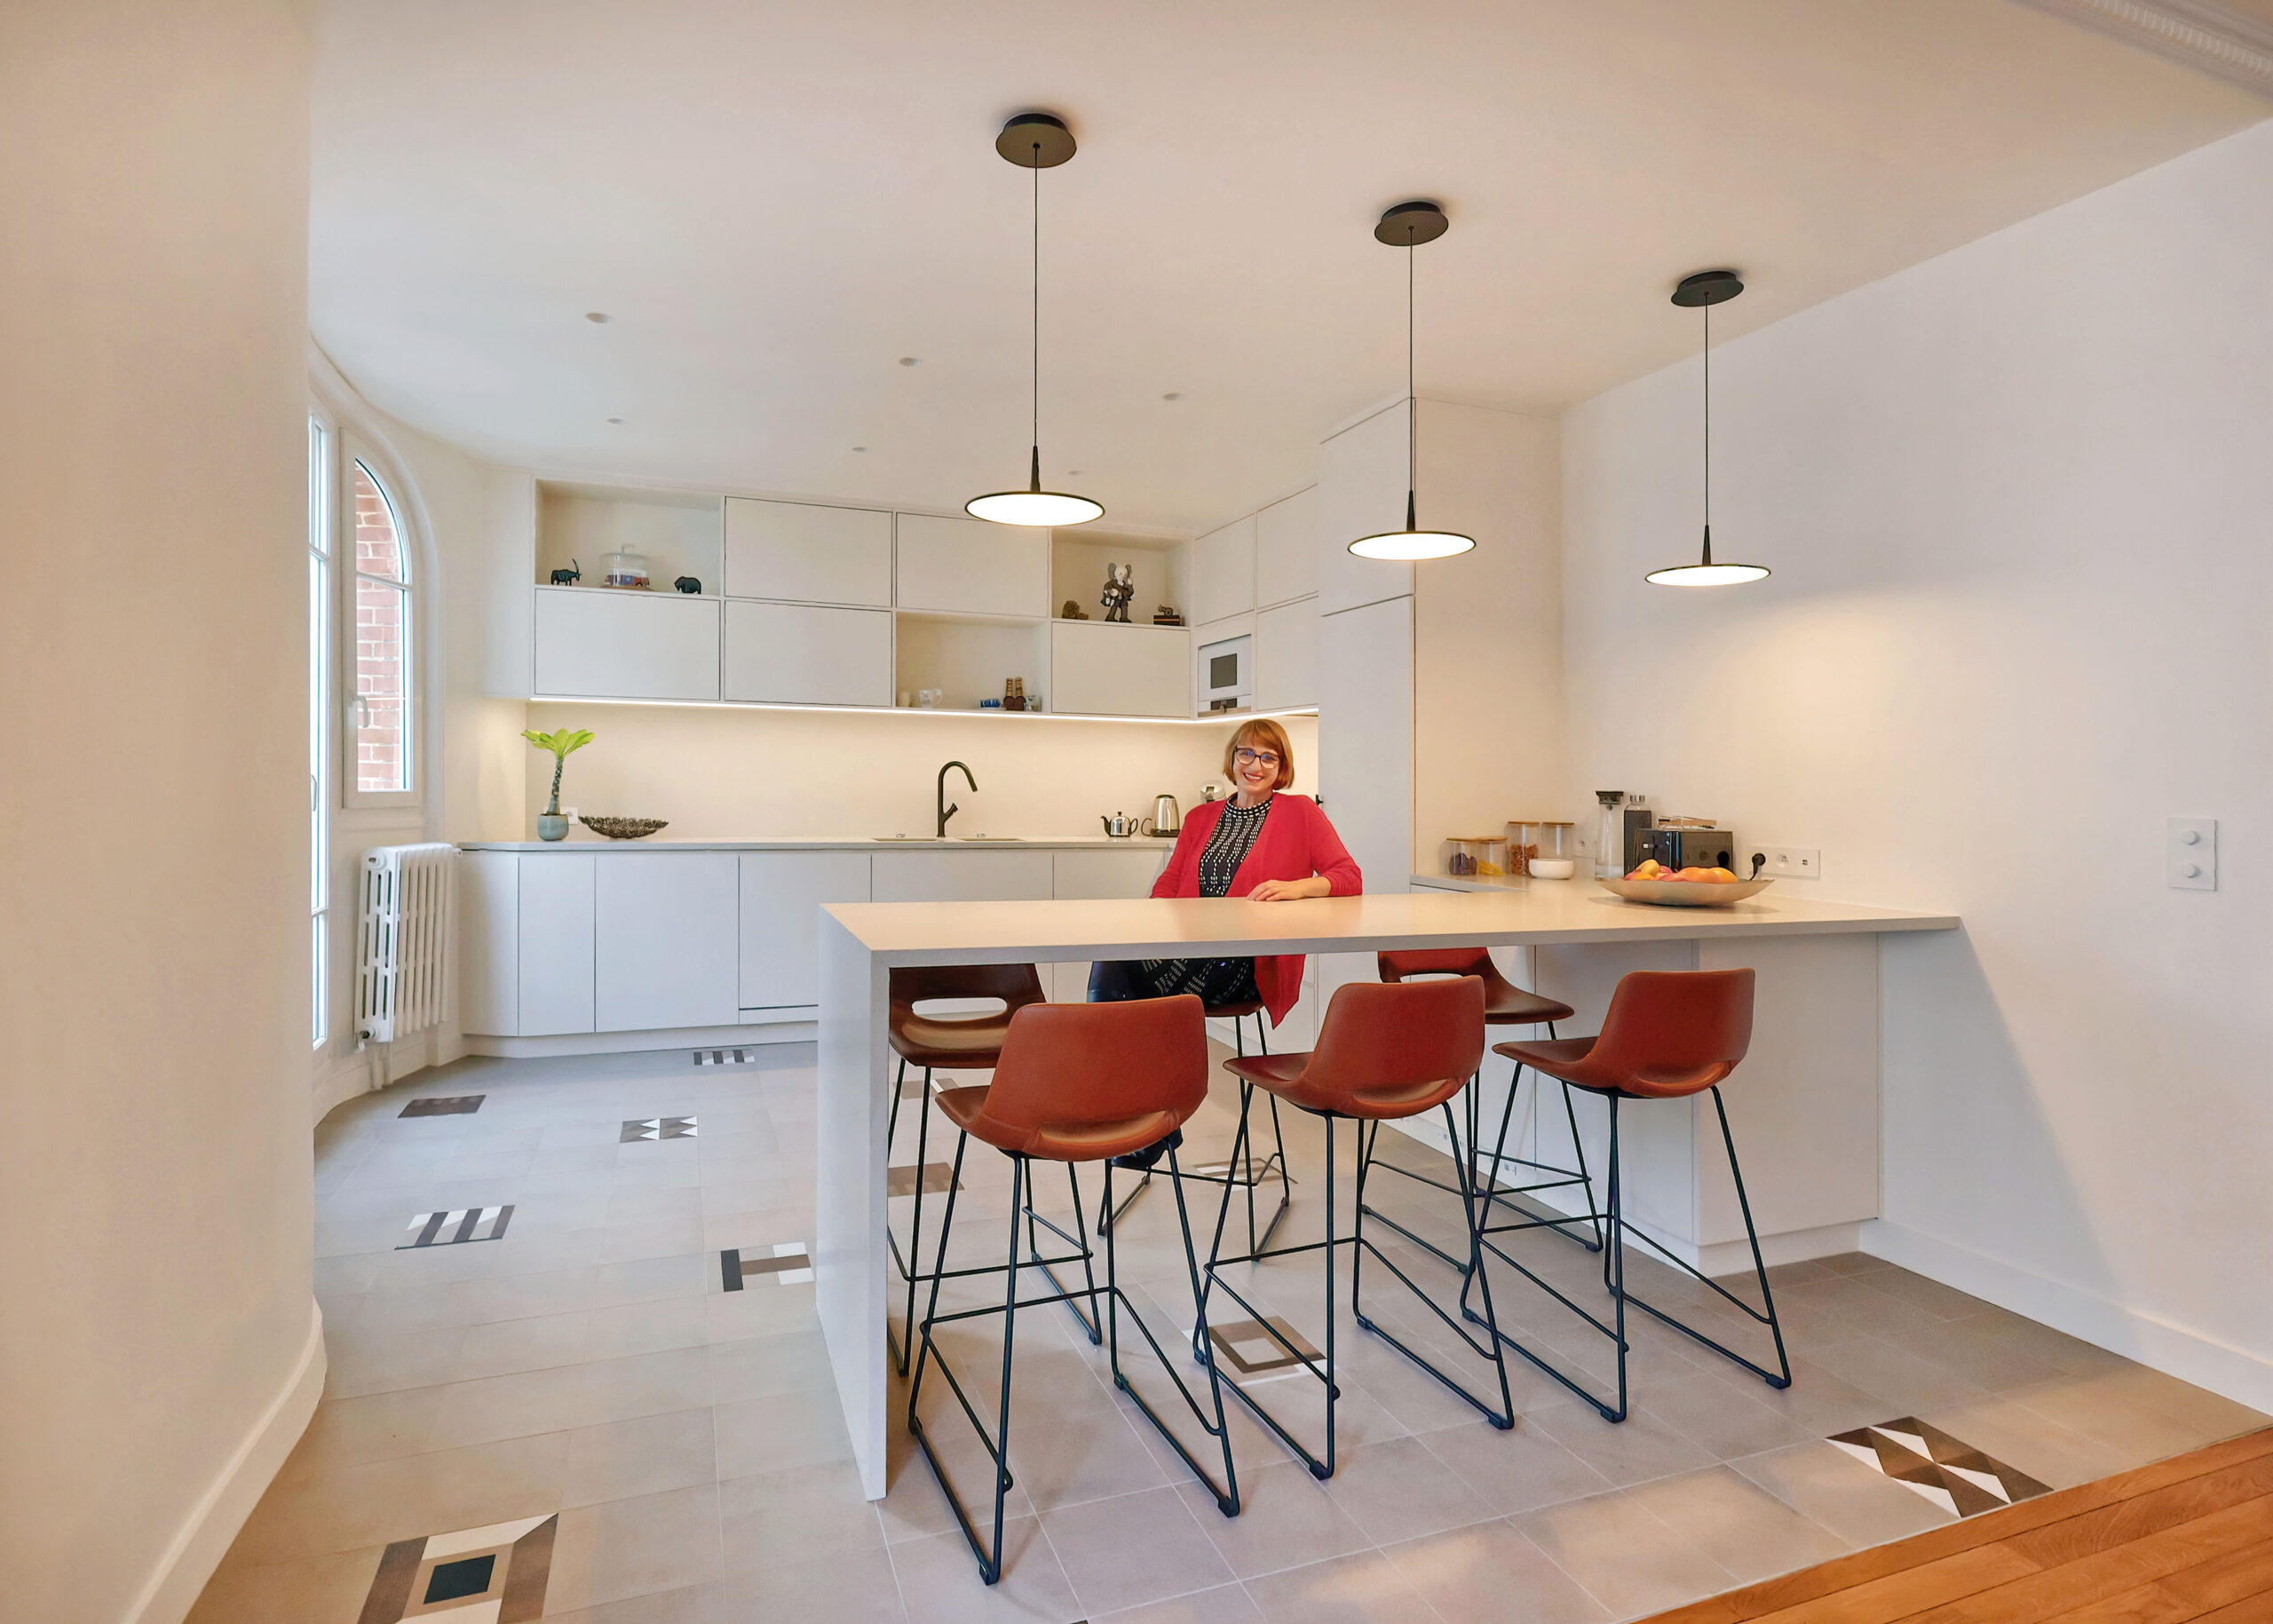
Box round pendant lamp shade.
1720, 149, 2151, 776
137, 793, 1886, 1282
967, 113, 1102, 527
1349, 202, 1475, 560
1649, 270, 1767, 586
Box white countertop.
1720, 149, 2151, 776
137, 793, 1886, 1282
461, 836, 1179, 852
821, 886, 1959, 966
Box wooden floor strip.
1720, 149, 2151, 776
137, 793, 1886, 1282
1643, 1430, 2273, 1624
1905, 1495, 2273, 1622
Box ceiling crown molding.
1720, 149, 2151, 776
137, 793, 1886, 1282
2008, 0, 2273, 95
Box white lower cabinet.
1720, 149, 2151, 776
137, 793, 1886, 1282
594, 853, 739, 1032
872, 847, 1053, 904
519, 853, 596, 1035
738, 851, 871, 1012
1048, 845, 1172, 1001
533, 587, 721, 701
1050, 622, 1190, 717
722, 600, 892, 707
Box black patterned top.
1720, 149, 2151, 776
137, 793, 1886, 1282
1132, 796, 1273, 1005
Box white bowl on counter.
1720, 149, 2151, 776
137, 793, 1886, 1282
1525, 858, 1577, 880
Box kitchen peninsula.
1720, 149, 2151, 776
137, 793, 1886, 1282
817, 883, 1960, 1497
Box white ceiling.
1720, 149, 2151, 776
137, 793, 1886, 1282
313, 0, 2263, 533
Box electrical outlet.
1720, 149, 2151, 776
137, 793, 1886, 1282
1749, 845, 1820, 881
2167, 817, 2216, 890
561, 805, 578, 820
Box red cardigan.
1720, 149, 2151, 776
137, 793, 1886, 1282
1148, 792, 1363, 1026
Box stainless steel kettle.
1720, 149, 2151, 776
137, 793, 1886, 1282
1150, 793, 1180, 838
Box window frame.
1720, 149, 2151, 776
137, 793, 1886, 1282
307, 406, 336, 1049
339, 436, 422, 812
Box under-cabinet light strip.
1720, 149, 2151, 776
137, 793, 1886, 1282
526, 695, 1319, 727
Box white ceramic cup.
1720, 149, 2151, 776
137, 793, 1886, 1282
1528, 857, 1577, 880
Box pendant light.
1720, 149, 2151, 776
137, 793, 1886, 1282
966, 113, 1103, 527
1645, 269, 1770, 586
1350, 201, 1474, 560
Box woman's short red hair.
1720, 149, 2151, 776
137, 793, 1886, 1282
1224, 718, 1295, 791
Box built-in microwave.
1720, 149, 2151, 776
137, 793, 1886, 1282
1198, 633, 1253, 711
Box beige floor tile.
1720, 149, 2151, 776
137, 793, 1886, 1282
1319, 1434, 1497, 1545
887, 1514, 1080, 1623
1802, 1334, 1993, 1414
540, 1581, 726, 1623
717, 1547, 909, 1621
715, 1390, 856, 1477
1041, 1484, 1237, 1615
1414, 1414, 1613, 1516
289, 1386, 440, 1470
322, 1321, 475, 1398
719, 1457, 886, 1572
2003, 1372, 2223, 1465
709, 1327, 837, 1402
582, 1294, 714, 1361
1917, 1392, 2136, 1490
1727, 1439, 1957, 1547
880, 1424, 1039, 1544
1522, 1397, 1720, 1488
563, 1406, 717, 1506
1515, 1488, 1737, 1619
1630, 1370, 1818, 1460
1936, 1304, 2129, 1377
234, 1430, 569, 1564
1169, 1457, 1372, 1579
186, 1544, 385, 1624
1094, 1583, 1266, 1623
1854, 1267, 1995, 1321
1381, 1517, 1612, 1624
994, 1403, 1175, 1511
424, 1344, 710, 1448
546, 1483, 725, 1612
1620, 1464, 1851, 1584
1241, 1549, 1440, 1623
1880, 1316, 2063, 1392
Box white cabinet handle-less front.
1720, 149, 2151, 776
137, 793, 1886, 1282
594, 852, 740, 1031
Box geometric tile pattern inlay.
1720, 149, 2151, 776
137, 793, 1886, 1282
355, 1512, 555, 1621
885, 1161, 960, 1198
720, 1241, 812, 1290
1207, 1315, 1320, 1385
399, 1096, 484, 1117
620, 1115, 698, 1142
1826, 1415, 2052, 1519
398, 1207, 514, 1248
693, 1048, 756, 1066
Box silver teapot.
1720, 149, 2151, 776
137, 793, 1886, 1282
1100, 811, 1152, 839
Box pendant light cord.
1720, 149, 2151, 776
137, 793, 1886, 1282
1030, 147, 1041, 490
1702, 300, 1711, 559
1406, 234, 1418, 531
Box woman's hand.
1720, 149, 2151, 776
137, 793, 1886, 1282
1247, 876, 1333, 902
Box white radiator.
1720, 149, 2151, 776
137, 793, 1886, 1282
357, 843, 456, 1043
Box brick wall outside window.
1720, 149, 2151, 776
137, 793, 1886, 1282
352, 464, 409, 794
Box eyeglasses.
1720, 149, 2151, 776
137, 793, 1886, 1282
1233, 749, 1280, 770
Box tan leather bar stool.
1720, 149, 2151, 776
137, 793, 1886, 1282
885, 963, 1049, 1375
1201, 976, 1515, 1479
1370, 949, 1594, 1265
908, 995, 1239, 1584
1097, 995, 1294, 1252
1483, 968, 1791, 1422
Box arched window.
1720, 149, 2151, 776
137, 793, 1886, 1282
348, 456, 416, 803
307, 412, 333, 1048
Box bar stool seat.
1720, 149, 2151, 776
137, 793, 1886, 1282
1222, 1051, 1456, 1117
936, 1086, 1181, 1161
1377, 947, 1575, 1027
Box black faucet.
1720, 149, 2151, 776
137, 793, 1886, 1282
937, 759, 976, 838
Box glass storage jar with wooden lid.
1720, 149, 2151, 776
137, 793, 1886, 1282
1506, 821, 1576, 875
1444, 836, 1509, 878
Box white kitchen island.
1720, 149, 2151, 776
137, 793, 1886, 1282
818, 883, 1959, 1497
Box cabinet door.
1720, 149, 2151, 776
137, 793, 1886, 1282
1191, 515, 1256, 626
533, 587, 721, 701
458, 852, 518, 1036
1255, 486, 1319, 607
594, 852, 739, 1031
738, 852, 871, 1010
721, 600, 892, 707
871, 848, 1053, 905
894, 513, 1049, 618
518, 854, 595, 1036
1318, 596, 1413, 893
1051, 622, 1190, 717
723, 498, 892, 606
1316, 400, 1413, 616
1048, 846, 1172, 1002
1254, 597, 1319, 711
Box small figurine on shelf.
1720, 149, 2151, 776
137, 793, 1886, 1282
1060, 598, 1089, 620
550, 559, 582, 585
673, 575, 701, 595
1100, 561, 1134, 623
1152, 604, 1184, 626
1003, 677, 1027, 712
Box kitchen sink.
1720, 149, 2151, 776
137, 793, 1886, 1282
871, 835, 940, 842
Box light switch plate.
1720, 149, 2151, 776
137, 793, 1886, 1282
2166, 818, 2216, 890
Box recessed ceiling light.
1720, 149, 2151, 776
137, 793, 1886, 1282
1161, 392, 1183, 401
606, 416, 622, 424
585, 312, 610, 324
851, 446, 868, 453
1067, 469, 1084, 476
898, 356, 920, 367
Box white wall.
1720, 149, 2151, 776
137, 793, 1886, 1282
0, 4, 322, 1620
1560, 123, 2273, 1405
518, 702, 1318, 843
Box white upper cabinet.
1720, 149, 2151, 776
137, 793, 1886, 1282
722, 600, 892, 707
533, 588, 720, 701
723, 498, 892, 606
1191, 515, 1256, 627
1316, 400, 1414, 615
1051, 622, 1190, 717
894, 513, 1049, 619
1255, 486, 1319, 607
1254, 597, 1319, 712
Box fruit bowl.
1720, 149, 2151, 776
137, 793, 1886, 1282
579, 815, 669, 841
1596, 877, 1774, 907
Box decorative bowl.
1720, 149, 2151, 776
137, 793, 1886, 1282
580, 815, 669, 841
1526, 858, 1577, 880
1596, 876, 1774, 907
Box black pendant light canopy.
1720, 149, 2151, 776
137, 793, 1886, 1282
966, 113, 1103, 527
1646, 269, 1769, 586
1349, 201, 1474, 560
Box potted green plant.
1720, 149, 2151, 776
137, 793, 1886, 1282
523, 727, 594, 841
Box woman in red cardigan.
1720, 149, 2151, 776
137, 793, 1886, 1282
1089, 719, 1360, 1166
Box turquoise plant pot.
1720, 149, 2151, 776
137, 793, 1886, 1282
537, 812, 570, 842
